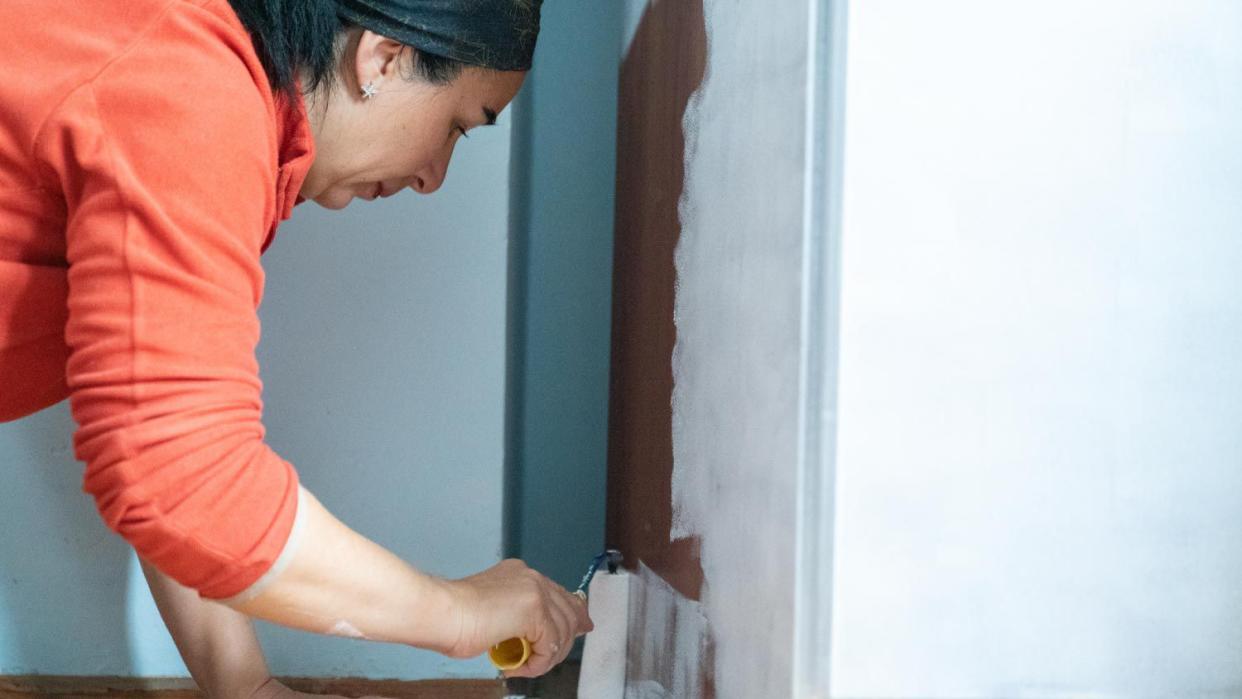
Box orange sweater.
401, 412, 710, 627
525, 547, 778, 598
0, 0, 315, 599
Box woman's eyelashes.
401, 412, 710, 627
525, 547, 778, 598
456, 124, 470, 139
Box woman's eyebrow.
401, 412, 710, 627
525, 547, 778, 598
483, 107, 498, 125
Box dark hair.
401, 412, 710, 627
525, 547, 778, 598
227, 0, 465, 97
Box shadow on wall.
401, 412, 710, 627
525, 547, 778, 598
0, 403, 136, 674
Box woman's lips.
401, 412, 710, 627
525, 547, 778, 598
355, 182, 399, 201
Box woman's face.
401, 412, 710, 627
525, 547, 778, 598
301, 30, 527, 209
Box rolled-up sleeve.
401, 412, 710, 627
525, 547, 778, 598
35, 29, 301, 600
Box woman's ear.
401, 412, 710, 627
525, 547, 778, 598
353, 29, 407, 96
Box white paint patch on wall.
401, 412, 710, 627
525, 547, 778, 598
623, 564, 708, 699
664, 0, 811, 697
832, 1, 1242, 697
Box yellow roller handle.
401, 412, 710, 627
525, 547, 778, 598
488, 637, 532, 670
488, 590, 587, 671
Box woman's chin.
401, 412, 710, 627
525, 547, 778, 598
311, 190, 355, 210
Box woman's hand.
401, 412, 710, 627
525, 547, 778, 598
445, 559, 594, 678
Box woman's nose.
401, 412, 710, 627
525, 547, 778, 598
412, 160, 448, 194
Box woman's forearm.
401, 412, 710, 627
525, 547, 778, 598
140, 558, 271, 699
218, 485, 591, 678
226, 486, 462, 652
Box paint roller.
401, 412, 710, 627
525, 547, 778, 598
488, 549, 624, 671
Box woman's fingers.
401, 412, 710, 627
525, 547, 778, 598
503, 574, 582, 678
541, 588, 573, 661
508, 627, 557, 678
548, 585, 591, 669
571, 589, 595, 635
548, 588, 583, 665
536, 585, 575, 669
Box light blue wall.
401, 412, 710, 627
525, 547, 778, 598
0, 403, 134, 675
0, 106, 513, 679
251, 108, 513, 680
506, 0, 621, 592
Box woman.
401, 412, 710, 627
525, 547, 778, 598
0, 0, 591, 694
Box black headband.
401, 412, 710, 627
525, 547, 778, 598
336, 0, 543, 72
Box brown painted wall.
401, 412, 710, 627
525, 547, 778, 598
605, 0, 708, 604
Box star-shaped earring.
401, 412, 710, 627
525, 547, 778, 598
362, 82, 378, 100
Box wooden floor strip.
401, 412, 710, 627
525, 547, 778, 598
0, 676, 506, 699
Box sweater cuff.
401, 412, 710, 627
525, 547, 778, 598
208, 485, 309, 604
